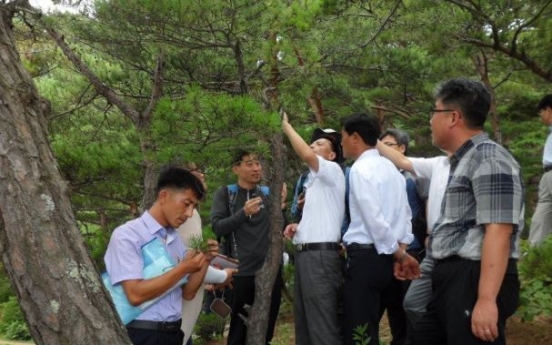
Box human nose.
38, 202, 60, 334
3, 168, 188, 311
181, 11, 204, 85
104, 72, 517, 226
185, 205, 194, 217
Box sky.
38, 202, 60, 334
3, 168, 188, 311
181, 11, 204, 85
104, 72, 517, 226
29, 0, 84, 13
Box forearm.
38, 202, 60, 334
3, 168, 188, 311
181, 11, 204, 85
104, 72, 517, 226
211, 190, 248, 237
212, 211, 247, 236
376, 140, 415, 173
122, 260, 197, 306
478, 223, 512, 302
283, 122, 318, 170
182, 263, 210, 300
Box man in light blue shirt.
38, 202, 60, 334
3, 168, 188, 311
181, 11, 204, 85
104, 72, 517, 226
104, 167, 218, 345
529, 94, 552, 246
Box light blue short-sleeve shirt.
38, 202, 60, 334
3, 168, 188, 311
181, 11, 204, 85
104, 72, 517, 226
104, 211, 187, 322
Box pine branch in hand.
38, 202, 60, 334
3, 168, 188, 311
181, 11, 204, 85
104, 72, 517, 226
187, 234, 210, 253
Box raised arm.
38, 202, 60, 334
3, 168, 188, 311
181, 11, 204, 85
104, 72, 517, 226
282, 112, 320, 172
376, 139, 415, 174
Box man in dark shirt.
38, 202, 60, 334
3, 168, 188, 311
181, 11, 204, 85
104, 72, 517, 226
210, 150, 283, 345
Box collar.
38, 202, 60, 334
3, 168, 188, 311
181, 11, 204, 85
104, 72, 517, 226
356, 148, 379, 161
141, 211, 177, 244
450, 132, 488, 165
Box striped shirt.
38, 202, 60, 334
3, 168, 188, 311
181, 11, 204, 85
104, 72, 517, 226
431, 133, 524, 261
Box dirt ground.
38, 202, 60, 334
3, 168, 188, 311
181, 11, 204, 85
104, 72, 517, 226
2, 314, 548, 345
205, 314, 552, 345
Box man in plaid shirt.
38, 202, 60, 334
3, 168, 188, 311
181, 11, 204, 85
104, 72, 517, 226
413, 78, 524, 345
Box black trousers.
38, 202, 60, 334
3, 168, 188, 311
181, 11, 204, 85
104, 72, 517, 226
127, 328, 184, 345
383, 248, 424, 345
412, 258, 519, 345
227, 272, 283, 345
343, 247, 394, 345
383, 276, 408, 345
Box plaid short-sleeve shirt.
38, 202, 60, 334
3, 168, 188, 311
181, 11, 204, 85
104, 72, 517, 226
431, 133, 524, 261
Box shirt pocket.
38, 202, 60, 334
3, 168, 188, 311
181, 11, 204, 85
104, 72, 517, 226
443, 179, 474, 221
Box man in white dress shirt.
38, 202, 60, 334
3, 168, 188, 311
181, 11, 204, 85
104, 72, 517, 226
340, 113, 420, 345
376, 141, 451, 340
529, 94, 552, 246
282, 112, 346, 345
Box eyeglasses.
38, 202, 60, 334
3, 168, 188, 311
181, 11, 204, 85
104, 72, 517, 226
429, 108, 454, 119
383, 142, 399, 147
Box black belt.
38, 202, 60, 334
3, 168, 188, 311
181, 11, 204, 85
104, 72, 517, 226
294, 242, 340, 252
434, 255, 463, 265
126, 319, 182, 332
346, 243, 375, 251
545, 165, 552, 172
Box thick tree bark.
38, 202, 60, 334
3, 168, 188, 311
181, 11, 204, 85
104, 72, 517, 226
246, 135, 285, 345
0, 5, 131, 344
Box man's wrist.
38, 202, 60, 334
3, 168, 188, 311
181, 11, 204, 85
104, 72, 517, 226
395, 249, 407, 263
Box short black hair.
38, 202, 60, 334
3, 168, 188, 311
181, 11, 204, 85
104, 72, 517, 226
232, 149, 259, 166
434, 78, 491, 129
538, 94, 552, 111
341, 113, 380, 147
379, 128, 410, 155
156, 167, 205, 200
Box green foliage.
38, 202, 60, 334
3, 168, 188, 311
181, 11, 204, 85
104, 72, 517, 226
0, 297, 31, 341
2, 321, 31, 341
151, 86, 277, 168
193, 312, 225, 343
353, 323, 370, 345
518, 238, 552, 321
187, 234, 211, 253
0, 263, 12, 304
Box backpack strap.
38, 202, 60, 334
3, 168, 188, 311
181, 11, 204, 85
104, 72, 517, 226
291, 171, 309, 221
227, 184, 238, 215
259, 185, 270, 196
227, 184, 240, 258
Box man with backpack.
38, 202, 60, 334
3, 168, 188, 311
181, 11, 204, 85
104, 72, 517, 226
282, 113, 346, 345
210, 150, 283, 345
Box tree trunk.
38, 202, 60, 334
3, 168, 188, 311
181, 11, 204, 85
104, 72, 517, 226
0, 6, 131, 345
473, 52, 501, 144
246, 134, 285, 345
140, 160, 160, 212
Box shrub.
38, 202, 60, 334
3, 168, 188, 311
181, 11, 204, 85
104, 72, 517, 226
0, 296, 31, 340
193, 312, 225, 344
3, 321, 31, 341
517, 238, 552, 321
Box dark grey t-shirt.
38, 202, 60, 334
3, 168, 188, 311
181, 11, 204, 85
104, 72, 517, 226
210, 185, 271, 276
